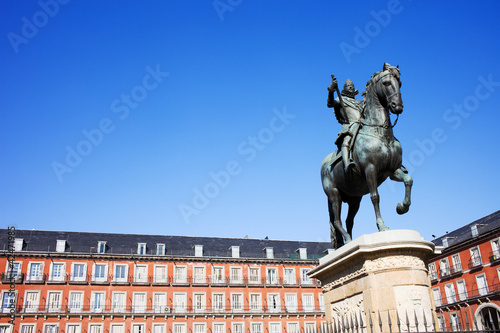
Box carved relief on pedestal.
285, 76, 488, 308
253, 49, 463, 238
394, 286, 433, 333
364, 255, 426, 272
331, 293, 365, 327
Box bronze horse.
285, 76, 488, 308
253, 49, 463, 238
321, 63, 413, 249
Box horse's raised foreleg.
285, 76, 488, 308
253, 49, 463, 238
365, 165, 389, 231
345, 197, 361, 239
390, 168, 413, 214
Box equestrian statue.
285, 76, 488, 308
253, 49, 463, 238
321, 63, 413, 249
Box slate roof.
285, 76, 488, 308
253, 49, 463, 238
431, 210, 500, 249
0, 229, 332, 260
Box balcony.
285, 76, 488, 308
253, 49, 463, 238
24, 273, 46, 284
1, 272, 24, 284
468, 257, 483, 270
490, 250, 500, 264
434, 282, 500, 308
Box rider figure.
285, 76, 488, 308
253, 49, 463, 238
327, 77, 363, 173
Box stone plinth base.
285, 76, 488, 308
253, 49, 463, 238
309, 230, 436, 332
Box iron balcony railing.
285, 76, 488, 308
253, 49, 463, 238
434, 281, 500, 307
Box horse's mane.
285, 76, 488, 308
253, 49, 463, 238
362, 65, 401, 96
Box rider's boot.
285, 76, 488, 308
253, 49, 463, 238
341, 144, 355, 173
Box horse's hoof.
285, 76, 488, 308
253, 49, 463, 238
378, 224, 389, 232
396, 203, 409, 215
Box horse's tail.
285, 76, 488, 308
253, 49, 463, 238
328, 198, 344, 249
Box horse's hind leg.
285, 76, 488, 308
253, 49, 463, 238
328, 199, 344, 249
390, 168, 413, 214
365, 164, 389, 231
330, 188, 352, 245
345, 197, 361, 239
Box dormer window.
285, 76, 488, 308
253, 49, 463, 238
14, 238, 23, 252
471, 225, 479, 237
231, 246, 240, 258
156, 243, 165, 256
194, 245, 203, 257
264, 247, 274, 259
56, 240, 66, 253
137, 243, 147, 255
97, 241, 106, 254
297, 248, 307, 260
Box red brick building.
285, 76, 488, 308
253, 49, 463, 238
0, 229, 331, 333
429, 210, 500, 331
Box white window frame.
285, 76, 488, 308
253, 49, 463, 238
451, 253, 462, 272
283, 267, 296, 285
4, 261, 22, 279
212, 266, 225, 284
92, 263, 108, 282
1, 291, 17, 314
71, 263, 87, 282
230, 266, 243, 284
249, 267, 260, 284
65, 324, 81, 333
131, 324, 145, 333
432, 287, 442, 307
27, 262, 44, 282
69, 291, 84, 313
251, 323, 262, 333
134, 264, 148, 283
174, 265, 187, 284
439, 258, 450, 277
112, 292, 126, 313
153, 265, 168, 284
193, 266, 206, 284
476, 273, 489, 296
43, 324, 59, 333
212, 293, 225, 313
153, 292, 167, 313
212, 323, 225, 333
456, 279, 468, 301
470, 246, 482, 267
156, 243, 165, 256
88, 324, 103, 333
193, 323, 205, 333
137, 243, 147, 255
249, 293, 262, 312
172, 324, 186, 333
173, 292, 187, 313
428, 262, 437, 280
97, 241, 106, 254
287, 322, 300, 333
56, 240, 66, 253
268, 293, 280, 312
152, 324, 166, 333
231, 293, 243, 311
49, 262, 66, 282
90, 291, 106, 313
303, 293, 315, 312
319, 293, 325, 311
193, 293, 206, 313
20, 324, 37, 333
269, 322, 281, 333
114, 264, 128, 283
285, 293, 298, 312
266, 267, 278, 285
444, 283, 456, 305
46, 291, 63, 313
23, 290, 40, 313
300, 268, 312, 285
133, 292, 147, 313
110, 324, 125, 333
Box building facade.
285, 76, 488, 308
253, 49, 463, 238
0, 229, 332, 333
429, 210, 500, 331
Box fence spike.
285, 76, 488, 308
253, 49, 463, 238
350, 312, 354, 332
354, 311, 359, 332
422, 308, 428, 331
488, 307, 495, 330
405, 309, 410, 332
368, 311, 374, 333
414, 309, 419, 331
388, 310, 392, 333
473, 310, 479, 331
378, 311, 383, 332
397, 310, 401, 332
359, 309, 364, 331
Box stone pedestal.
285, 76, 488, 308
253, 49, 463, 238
309, 230, 437, 332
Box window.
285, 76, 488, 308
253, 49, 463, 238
133, 293, 146, 313
212, 266, 224, 284
194, 245, 203, 257
110, 325, 124, 333
470, 246, 482, 267
14, 238, 23, 251
173, 324, 185, 333
134, 265, 148, 283
71, 263, 86, 281
451, 254, 462, 273
114, 264, 128, 282
28, 262, 43, 281
305, 323, 316, 333
450, 312, 461, 331
319, 293, 325, 311
437, 315, 446, 331
268, 293, 280, 312
50, 263, 65, 282
24, 291, 40, 312
230, 267, 242, 284
303, 293, 314, 312
439, 259, 450, 277
285, 293, 297, 312
193, 324, 205, 333
265, 247, 274, 259
66, 325, 80, 333
152, 324, 165, 333
153, 293, 167, 313
492, 239, 500, 260
47, 291, 62, 312
154, 265, 168, 283
91, 292, 105, 313
249, 267, 260, 284
476, 274, 489, 296
287, 323, 299, 333
56, 240, 66, 253
266, 267, 278, 285
93, 264, 108, 282
232, 323, 243, 333
432, 288, 442, 307
301, 268, 312, 285
428, 263, 437, 280
231, 246, 240, 258
173, 293, 187, 313
231, 293, 243, 311
69, 292, 83, 313
193, 293, 206, 313
1, 291, 16, 313
298, 248, 307, 259
112, 292, 126, 313
137, 243, 147, 255
250, 293, 261, 311
89, 325, 102, 333
131, 324, 144, 333
457, 280, 467, 301
0, 327, 11, 333
174, 266, 187, 284
251, 323, 262, 333
212, 293, 224, 312
284, 268, 296, 285
44, 325, 58, 333
193, 266, 206, 284
97, 241, 106, 254
269, 323, 281, 333
20, 325, 36, 333
156, 243, 165, 256
471, 224, 479, 237
5, 262, 21, 279
444, 283, 456, 304
213, 324, 225, 333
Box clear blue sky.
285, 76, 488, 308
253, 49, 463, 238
1, 1, 499, 244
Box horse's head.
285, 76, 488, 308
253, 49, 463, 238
367, 63, 403, 114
